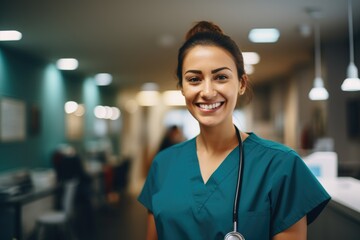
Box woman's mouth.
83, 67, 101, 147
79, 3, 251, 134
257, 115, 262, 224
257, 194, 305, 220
197, 102, 223, 110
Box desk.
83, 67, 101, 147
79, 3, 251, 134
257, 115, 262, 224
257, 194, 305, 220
0, 185, 58, 240
308, 177, 360, 240
318, 177, 360, 215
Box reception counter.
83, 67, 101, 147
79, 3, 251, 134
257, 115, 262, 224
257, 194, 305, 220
308, 177, 360, 240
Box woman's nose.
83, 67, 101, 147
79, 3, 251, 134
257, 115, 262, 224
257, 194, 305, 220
200, 80, 217, 99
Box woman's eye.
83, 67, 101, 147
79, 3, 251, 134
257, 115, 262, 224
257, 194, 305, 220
215, 74, 228, 80
186, 76, 200, 83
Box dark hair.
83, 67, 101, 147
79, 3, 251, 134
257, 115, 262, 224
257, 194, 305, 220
176, 21, 247, 89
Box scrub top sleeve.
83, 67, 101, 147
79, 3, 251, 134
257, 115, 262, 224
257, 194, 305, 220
270, 151, 331, 236
138, 158, 159, 213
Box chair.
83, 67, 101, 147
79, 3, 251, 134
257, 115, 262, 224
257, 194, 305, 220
35, 179, 78, 240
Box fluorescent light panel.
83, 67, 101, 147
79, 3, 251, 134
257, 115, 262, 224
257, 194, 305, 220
248, 28, 280, 43
0, 30, 22, 41
56, 58, 78, 70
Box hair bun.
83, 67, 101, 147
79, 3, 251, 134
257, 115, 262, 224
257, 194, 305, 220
185, 21, 224, 40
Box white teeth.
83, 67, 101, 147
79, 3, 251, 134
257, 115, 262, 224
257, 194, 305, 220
199, 102, 221, 110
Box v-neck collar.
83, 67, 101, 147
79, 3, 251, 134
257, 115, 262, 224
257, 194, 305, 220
188, 137, 239, 211
193, 137, 240, 186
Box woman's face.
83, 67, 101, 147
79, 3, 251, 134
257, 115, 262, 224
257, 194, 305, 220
181, 45, 245, 128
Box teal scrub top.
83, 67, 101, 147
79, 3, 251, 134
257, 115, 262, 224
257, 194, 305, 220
138, 133, 330, 240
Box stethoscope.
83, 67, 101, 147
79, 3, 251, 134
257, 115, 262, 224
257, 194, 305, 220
224, 126, 245, 240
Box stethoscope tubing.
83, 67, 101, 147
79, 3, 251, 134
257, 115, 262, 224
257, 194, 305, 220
229, 126, 245, 239
233, 127, 243, 228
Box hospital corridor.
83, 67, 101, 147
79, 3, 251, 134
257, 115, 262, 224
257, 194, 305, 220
1, 0, 360, 239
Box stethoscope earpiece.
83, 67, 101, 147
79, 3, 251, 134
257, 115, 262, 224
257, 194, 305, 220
224, 231, 245, 240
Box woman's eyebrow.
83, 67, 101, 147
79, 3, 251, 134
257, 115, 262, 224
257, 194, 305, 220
211, 67, 232, 74
184, 69, 201, 74
185, 67, 231, 75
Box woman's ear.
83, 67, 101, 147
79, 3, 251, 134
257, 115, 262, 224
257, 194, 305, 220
177, 82, 185, 96
239, 74, 248, 95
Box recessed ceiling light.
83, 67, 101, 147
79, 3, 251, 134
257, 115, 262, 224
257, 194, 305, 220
248, 28, 280, 43
56, 58, 78, 70
95, 73, 113, 86
0, 30, 22, 41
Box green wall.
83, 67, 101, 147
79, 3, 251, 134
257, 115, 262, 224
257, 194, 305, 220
0, 46, 118, 173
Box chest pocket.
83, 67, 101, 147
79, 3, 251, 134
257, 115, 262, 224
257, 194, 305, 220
238, 209, 271, 240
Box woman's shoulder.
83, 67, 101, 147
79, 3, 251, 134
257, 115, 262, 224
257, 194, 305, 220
246, 133, 294, 152
154, 137, 196, 163
245, 132, 301, 163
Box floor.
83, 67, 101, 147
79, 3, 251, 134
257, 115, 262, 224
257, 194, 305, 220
74, 192, 148, 240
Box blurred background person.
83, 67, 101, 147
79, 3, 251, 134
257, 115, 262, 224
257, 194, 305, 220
158, 125, 185, 152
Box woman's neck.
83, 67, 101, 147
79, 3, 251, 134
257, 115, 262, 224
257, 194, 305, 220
197, 124, 238, 155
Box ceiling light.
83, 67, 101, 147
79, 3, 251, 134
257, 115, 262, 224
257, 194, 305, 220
309, 77, 329, 100
104, 106, 113, 119
94, 105, 106, 119
74, 104, 86, 117
341, 0, 360, 91
56, 58, 78, 70
0, 30, 22, 41
308, 20, 329, 101
95, 73, 113, 86
110, 107, 121, 120
64, 101, 78, 114
93, 105, 120, 120
243, 52, 260, 65
342, 63, 360, 91
248, 28, 280, 43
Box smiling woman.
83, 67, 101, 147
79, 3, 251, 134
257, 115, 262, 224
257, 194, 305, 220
138, 21, 330, 240
181, 46, 243, 129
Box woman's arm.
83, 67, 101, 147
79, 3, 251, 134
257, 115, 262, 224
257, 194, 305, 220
272, 216, 307, 240
146, 212, 158, 240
